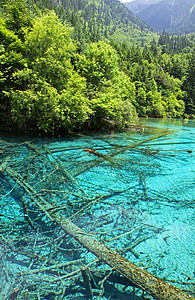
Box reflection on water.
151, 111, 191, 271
0, 119, 194, 300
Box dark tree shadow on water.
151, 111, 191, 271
59, 281, 151, 300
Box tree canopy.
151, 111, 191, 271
0, 0, 194, 134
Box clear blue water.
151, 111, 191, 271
0, 118, 194, 299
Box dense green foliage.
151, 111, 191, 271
28, 0, 158, 46
158, 30, 194, 54
75, 41, 136, 129
111, 41, 188, 119
0, 0, 194, 134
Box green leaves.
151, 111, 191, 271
10, 73, 91, 133
0, 19, 27, 127
76, 41, 137, 129
2, 10, 91, 133
77, 41, 119, 87
10, 80, 59, 132
182, 48, 195, 117
0, 17, 24, 52
2, 0, 33, 40
59, 73, 92, 130
26, 11, 74, 60
25, 11, 75, 92
0, 0, 194, 134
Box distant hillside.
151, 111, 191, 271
124, 0, 162, 14
34, 0, 157, 45
124, 0, 195, 34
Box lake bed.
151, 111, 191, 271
0, 118, 194, 299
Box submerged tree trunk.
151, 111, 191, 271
56, 215, 194, 300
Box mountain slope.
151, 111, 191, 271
124, 0, 195, 33
34, 0, 157, 45
124, 0, 162, 14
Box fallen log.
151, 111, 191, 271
83, 148, 116, 164
110, 130, 175, 156
1, 162, 194, 300
56, 215, 194, 300
79, 130, 175, 176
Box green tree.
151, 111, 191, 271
0, 17, 26, 126
76, 41, 137, 129
135, 87, 147, 117
92, 71, 136, 129
146, 90, 165, 117
77, 41, 119, 88
170, 54, 187, 80
25, 11, 75, 92
10, 68, 91, 133
2, 0, 33, 40
164, 93, 185, 118
183, 49, 195, 117
8, 11, 92, 133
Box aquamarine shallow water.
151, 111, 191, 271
0, 118, 194, 299
46, 118, 195, 295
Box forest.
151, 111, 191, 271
0, 0, 194, 135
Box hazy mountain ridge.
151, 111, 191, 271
124, 0, 195, 33
124, 0, 162, 14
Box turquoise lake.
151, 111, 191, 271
0, 118, 194, 299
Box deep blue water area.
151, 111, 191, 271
0, 118, 194, 299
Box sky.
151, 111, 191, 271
120, 0, 133, 2
120, 0, 162, 4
